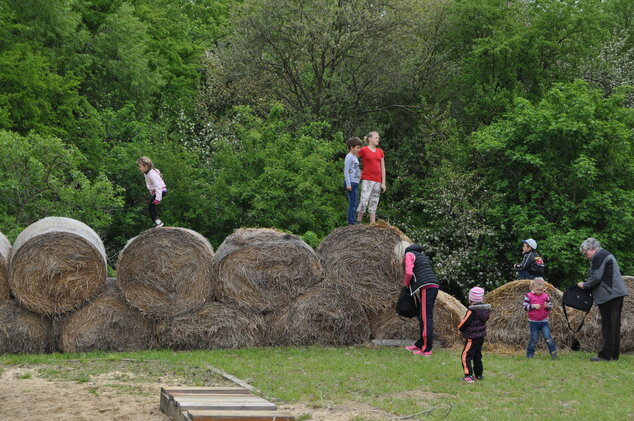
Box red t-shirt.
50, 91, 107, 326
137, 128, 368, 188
358, 147, 384, 182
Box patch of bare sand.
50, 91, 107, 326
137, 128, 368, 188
0, 366, 169, 421
0, 365, 403, 421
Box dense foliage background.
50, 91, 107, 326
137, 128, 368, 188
1, 0, 632, 295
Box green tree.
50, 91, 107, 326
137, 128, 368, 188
0, 130, 124, 240
203, 105, 343, 244
445, 0, 607, 127
472, 80, 634, 285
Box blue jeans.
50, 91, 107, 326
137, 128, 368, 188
527, 321, 556, 357
345, 182, 359, 225
518, 270, 536, 280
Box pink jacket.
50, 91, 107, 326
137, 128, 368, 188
523, 292, 552, 322
144, 168, 166, 202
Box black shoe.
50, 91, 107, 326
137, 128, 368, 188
590, 356, 609, 362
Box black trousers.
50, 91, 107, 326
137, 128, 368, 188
414, 287, 438, 352
597, 296, 624, 360
461, 337, 484, 377
148, 191, 167, 222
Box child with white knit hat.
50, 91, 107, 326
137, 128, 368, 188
457, 286, 491, 383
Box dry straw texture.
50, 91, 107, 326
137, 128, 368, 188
116, 227, 214, 320
265, 284, 370, 346
8, 217, 107, 315
369, 290, 467, 347
317, 221, 411, 313
156, 302, 263, 350
0, 300, 51, 354
571, 275, 633, 353
485, 280, 576, 351
58, 279, 154, 353
211, 228, 322, 313
0, 232, 11, 300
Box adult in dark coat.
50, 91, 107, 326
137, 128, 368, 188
397, 242, 439, 356
577, 238, 629, 361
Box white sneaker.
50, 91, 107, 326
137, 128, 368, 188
154, 219, 164, 227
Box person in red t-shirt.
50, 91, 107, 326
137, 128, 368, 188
356, 131, 386, 223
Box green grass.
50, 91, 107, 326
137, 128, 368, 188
1, 347, 632, 420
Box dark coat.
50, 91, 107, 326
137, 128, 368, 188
404, 244, 438, 294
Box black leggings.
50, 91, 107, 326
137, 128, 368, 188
148, 191, 167, 222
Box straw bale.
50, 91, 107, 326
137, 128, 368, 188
156, 302, 263, 350
0, 300, 51, 354
211, 228, 322, 313
58, 279, 154, 353
485, 280, 574, 351
317, 221, 411, 313
0, 232, 11, 300
116, 227, 214, 320
8, 217, 107, 315
264, 284, 370, 346
572, 275, 634, 353
369, 290, 467, 347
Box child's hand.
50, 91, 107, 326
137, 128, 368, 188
346, 186, 352, 191
153, 199, 160, 205
381, 183, 386, 193
532, 303, 540, 309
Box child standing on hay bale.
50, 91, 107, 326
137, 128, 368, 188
513, 238, 545, 280
398, 241, 439, 356
457, 287, 490, 383
523, 277, 557, 359
343, 137, 362, 225
136, 156, 167, 228
356, 131, 385, 224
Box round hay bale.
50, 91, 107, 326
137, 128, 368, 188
0, 300, 51, 354
369, 290, 467, 348
116, 227, 214, 320
0, 232, 11, 300
156, 302, 263, 350
58, 279, 154, 353
572, 275, 634, 353
211, 228, 322, 313
317, 221, 411, 313
8, 217, 107, 315
485, 280, 573, 351
264, 284, 370, 346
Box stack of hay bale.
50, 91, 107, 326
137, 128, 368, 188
116, 227, 217, 350
315, 221, 466, 347
1, 217, 112, 353
208, 228, 322, 347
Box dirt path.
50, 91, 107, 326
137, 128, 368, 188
0, 365, 391, 421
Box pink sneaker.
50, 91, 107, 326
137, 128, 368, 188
413, 350, 433, 356
405, 345, 420, 352
463, 376, 475, 383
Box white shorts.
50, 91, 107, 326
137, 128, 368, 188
357, 180, 382, 214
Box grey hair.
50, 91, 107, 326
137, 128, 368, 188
393, 240, 412, 261
579, 238, 601, 254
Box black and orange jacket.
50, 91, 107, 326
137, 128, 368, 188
457, 304, 491, 339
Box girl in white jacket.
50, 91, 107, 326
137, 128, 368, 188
136, 156, 167, 227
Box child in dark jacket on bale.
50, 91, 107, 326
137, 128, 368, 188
457, 287, 491, 383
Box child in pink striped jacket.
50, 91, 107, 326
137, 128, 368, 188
523, 277, 557, 359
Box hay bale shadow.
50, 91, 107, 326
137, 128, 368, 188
0, 300, 51, 354
59, 279, 155, 353
156, 302, 263, 350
